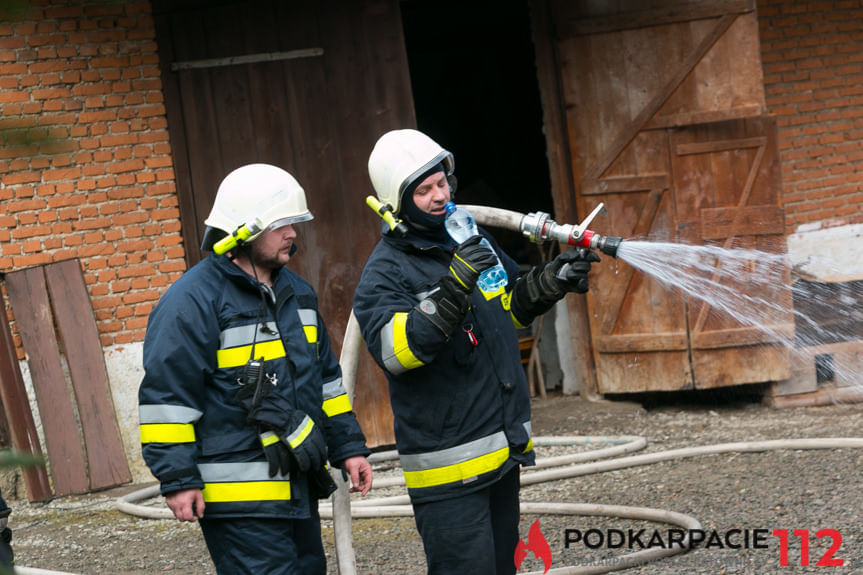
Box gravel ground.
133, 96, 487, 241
7, 391, 863, 574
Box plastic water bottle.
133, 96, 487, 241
444, 202, 508, 292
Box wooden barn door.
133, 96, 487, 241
542, 0, 792, 392
153, 0, 414, 446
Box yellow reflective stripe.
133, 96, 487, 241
393, 312, 423, 370
260, 432, 279, 447
216, 339, 287, 368
523, 438, 534, 453
479, 283, 506, 301
201, 480, 291, 502
448, 264, 471, 290
403, 446, 510, 489
322, 394, 352, 417
500, 291, 527, 328
139, 423, 195, 444
288, 417, 315, 449
303, 325, 317, 343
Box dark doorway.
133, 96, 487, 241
401, 0, 553, 265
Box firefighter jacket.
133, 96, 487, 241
353, 225, 535, 504
139, 253, 370, 519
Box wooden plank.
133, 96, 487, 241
562, 0, 754, 37
700, 206, 785, 239
583, 14, 737, 181
691, 324, 796, 349
766, 386, 863, 409
676, 136, 765, 155
693, 344, 789, 388
5, 267, 89, 495
645, 104, 763, 129
44, 260, 131, 490
0, 292, 52, 501
582, 174, 669, 195
596, 332, 688, 353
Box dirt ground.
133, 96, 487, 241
7, 390, 863, 574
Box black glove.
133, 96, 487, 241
415, 275, 470, 339
258, 428, 292, 477
236, 370, 328, 476
510, 248, 600, 326
449, 235, 499, 292
310, 466, 338, 499
249, 392, 328, 474
544, 248, 601, 296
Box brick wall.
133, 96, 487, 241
758, 0, 863, 232
0, 0, 185, 354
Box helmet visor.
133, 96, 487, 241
266, 212, 314, 232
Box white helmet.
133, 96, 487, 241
367, 129, 454, 214
202, 163, 313, 249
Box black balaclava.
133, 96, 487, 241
400, 162, 451, 238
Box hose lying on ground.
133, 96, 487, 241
116, 434, 863, 575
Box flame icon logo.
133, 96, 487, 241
514, 519, 552, 573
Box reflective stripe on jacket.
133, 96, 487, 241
353, 227, 535, 503
139, 254, 369, 519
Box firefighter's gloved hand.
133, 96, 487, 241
258, 428, 292, 478
543, 248, 601, 295
280, 410, 328, 473
415, 275, 470, 338
248, 392, 328, 473
449, 235, 498, 292
510, 248, 600, 326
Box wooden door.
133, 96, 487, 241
153, 0, 414, 446
541, 0, 792, 392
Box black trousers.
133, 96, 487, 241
413, 465, 521, 575
199, 504, 325, 575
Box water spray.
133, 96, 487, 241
520, 202, 622, 258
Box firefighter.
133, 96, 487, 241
139, 163, 372, 575
353, 129, 599, 574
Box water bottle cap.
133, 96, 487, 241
444, 202, 456, 215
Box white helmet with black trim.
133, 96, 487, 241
201, 163, 313, 251
367, 129, 454, 215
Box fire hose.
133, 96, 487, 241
110, 205, 863, 575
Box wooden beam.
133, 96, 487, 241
562, 0, 754, 37
0, 287, 52, 502
596, 332, 688, 353
582, 174, 669, 196
645, 104, 763, 129
530, 0, 599, 399
45, 260, 131, 490
676, 136, 766, 156
5, 267, 89, 495
700, 206, 785, 239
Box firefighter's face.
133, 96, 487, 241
411, 171, 450, 216
249, 223, 297, 269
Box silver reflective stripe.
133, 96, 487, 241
297, 309, 317, 326
198, 461, 288, 482
139, 404, 203, 424
322, 378, 346, 400
286, 415, 313, 445
220, 323, 281, 348
380, 315, 406, 375
400, 431, 508, 472
523, 421, 532, 436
